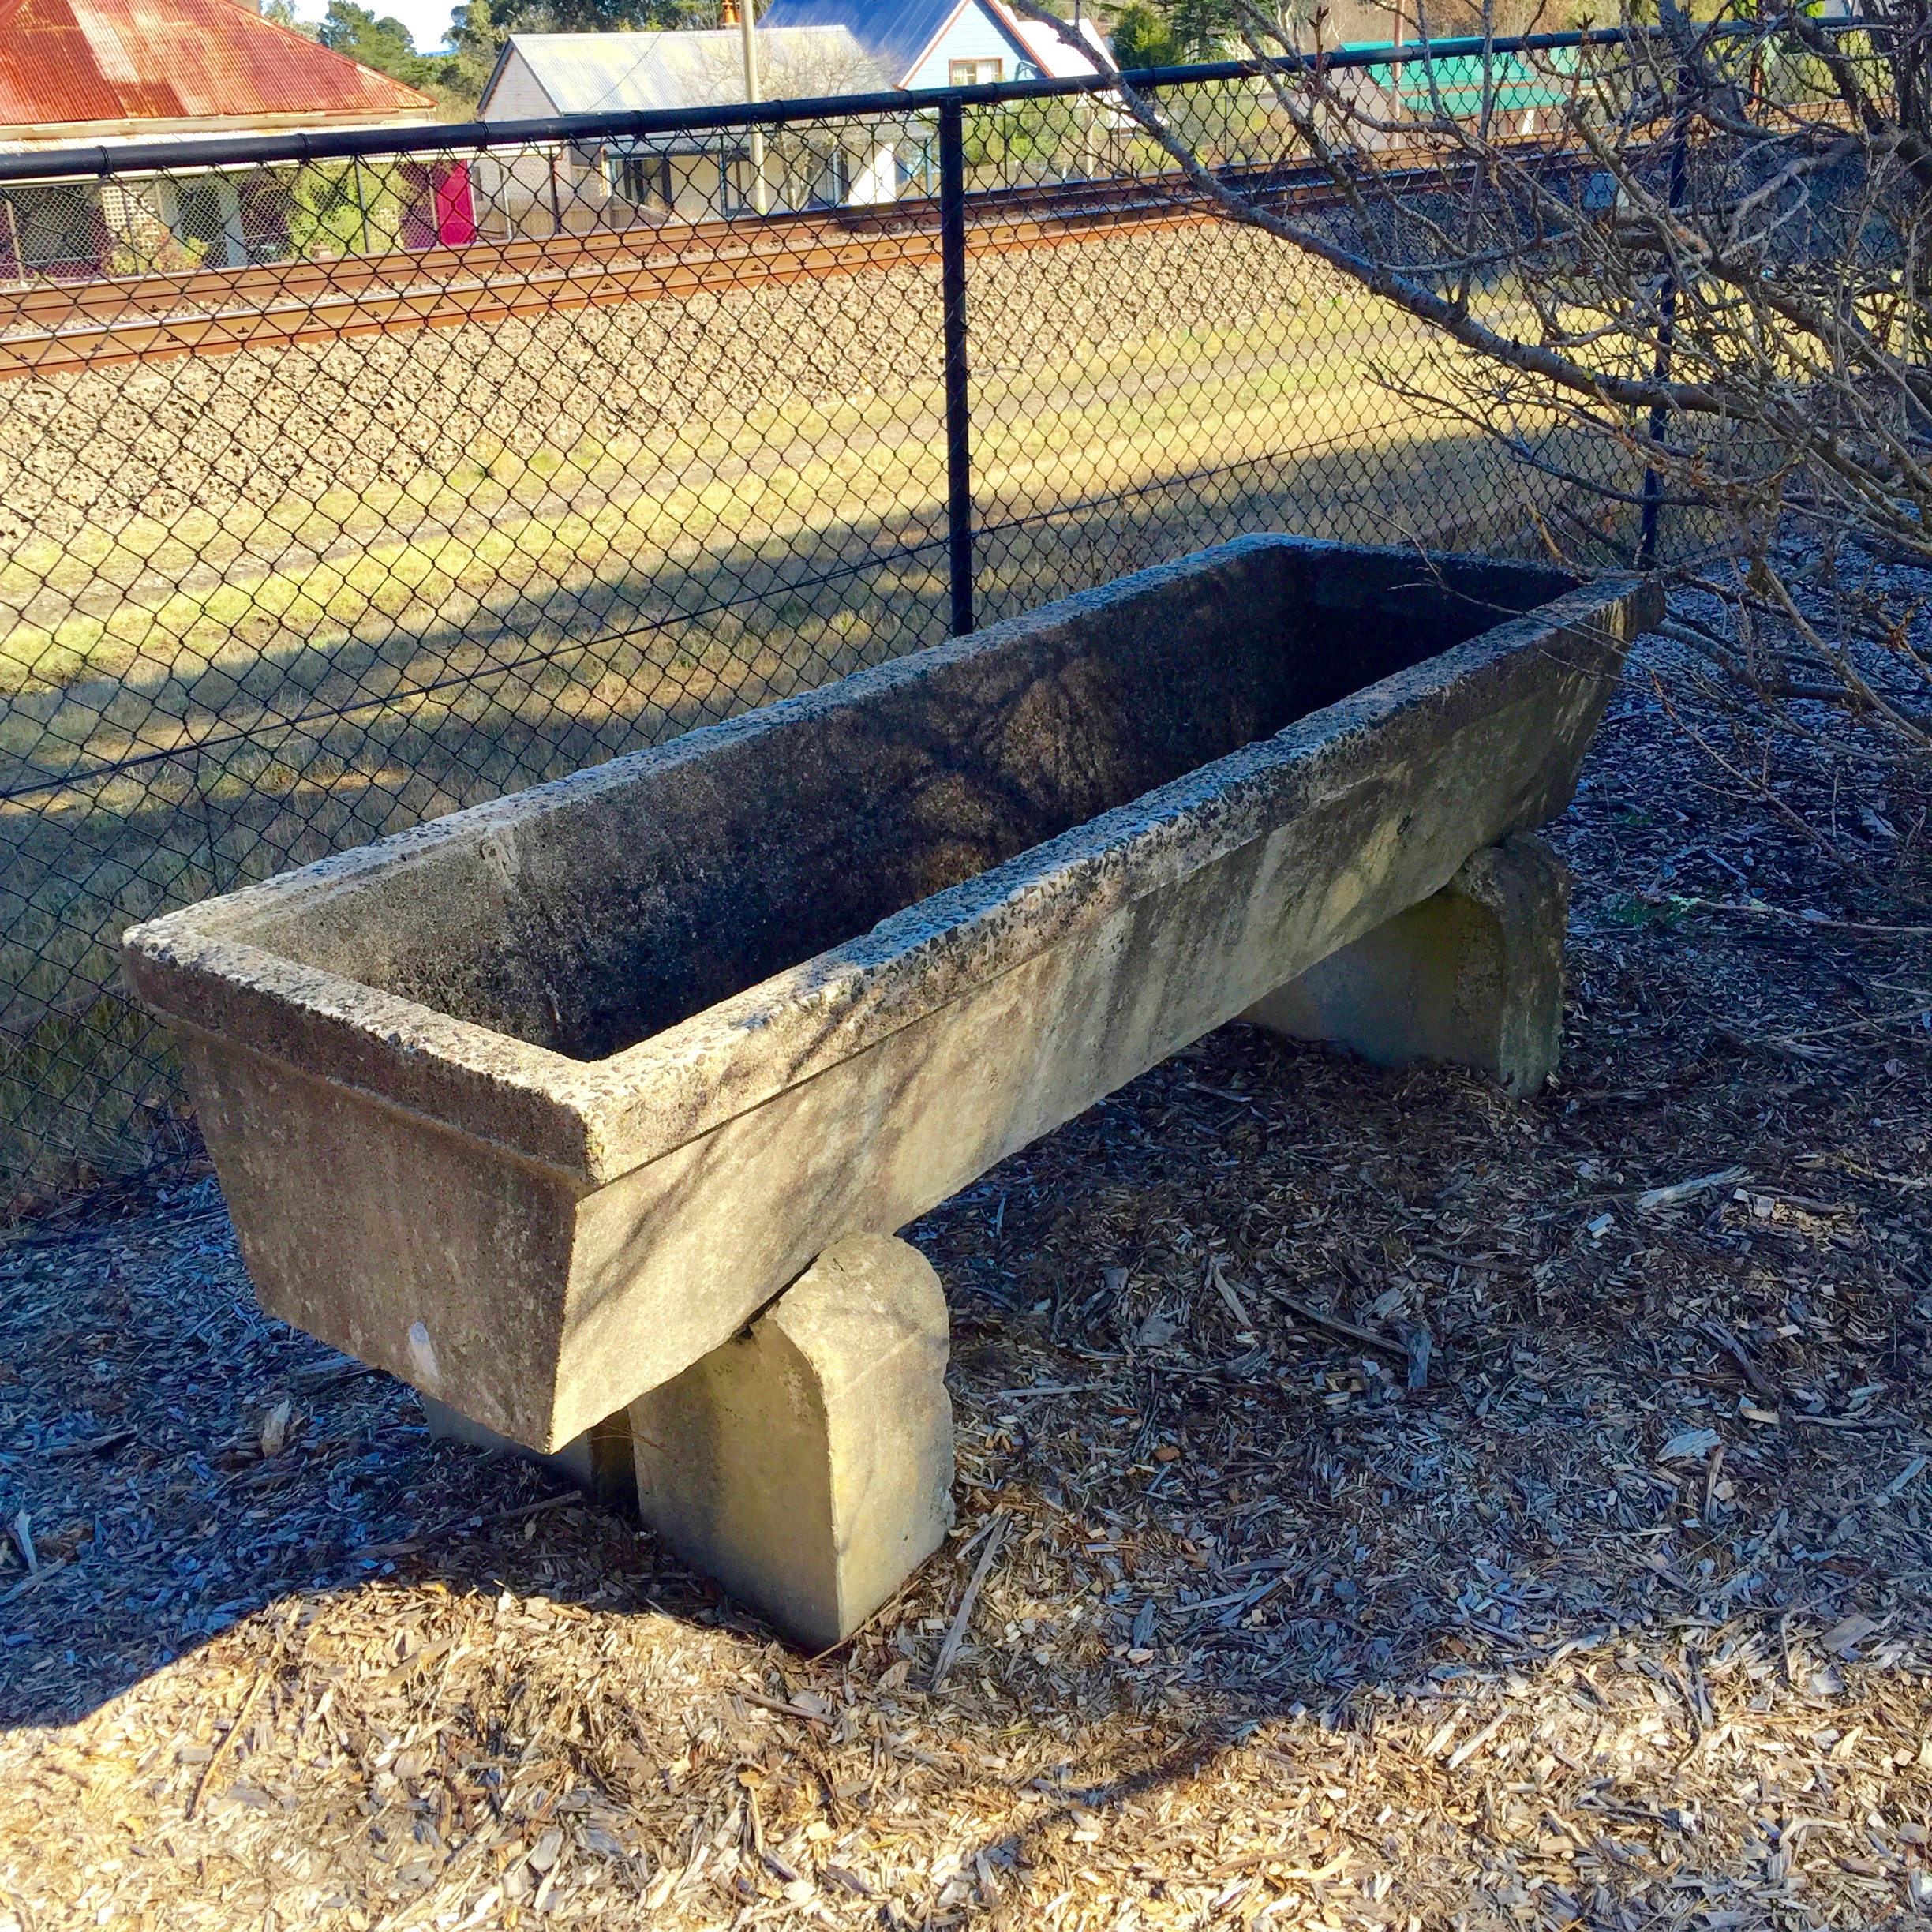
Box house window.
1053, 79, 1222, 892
807, 146, 850, 210
0, 185, 108, 282
607, 145, 671, 211
170, 177, 243, 268
948, 58, 1003, 84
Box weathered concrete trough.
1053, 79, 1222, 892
125, 536, 1657, 1642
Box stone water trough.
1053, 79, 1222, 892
125, 536, 1658, 1646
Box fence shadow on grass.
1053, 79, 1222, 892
0, 412, 1638, 1189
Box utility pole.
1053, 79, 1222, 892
733, 0, 769, 214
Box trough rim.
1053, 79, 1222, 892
123, 536, 1657, 1189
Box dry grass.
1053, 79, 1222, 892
0, 617, 1927, 1930
0, 233, 1440, 686
0, 214, 1639, 1187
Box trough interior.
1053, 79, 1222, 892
235, 544, 1577, 1061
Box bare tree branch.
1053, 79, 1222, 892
1004, 0, 1932, 898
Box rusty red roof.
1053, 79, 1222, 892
0, 0, 436, 135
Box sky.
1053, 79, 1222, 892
286, 0, 461, 54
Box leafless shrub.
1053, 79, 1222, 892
1023, 0, 1932, 903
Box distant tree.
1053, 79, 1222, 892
444, 0, 507, 103
1165, 0, 1245, 54
262, 0, 320, 36
319, 0, 462, 89
1108, 0, 1245, 65
444, 0, 702, 106
537, 0, 691, 25
1109, 2, 1182, 66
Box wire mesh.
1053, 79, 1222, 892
950, 80, 1617, 631
0, 49, 1788, 1188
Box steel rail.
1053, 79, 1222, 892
0, 146, 1593, 378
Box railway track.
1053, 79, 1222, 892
0, 153, 1552, 380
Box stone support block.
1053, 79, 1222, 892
1242, 833, 1570, 1096
627, 1234, 954, 1650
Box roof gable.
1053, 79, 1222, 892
0, 0, 436, 132
994, 3, 1104, 79
755, 0, 1013, 88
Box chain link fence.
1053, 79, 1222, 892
0, 51, 1703, 1190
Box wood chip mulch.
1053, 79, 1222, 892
2, 627, 1930, 1931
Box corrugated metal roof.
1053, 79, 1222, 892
753, 0, 1096, 91
0, 0, 437, 133
485, 26, 892, 115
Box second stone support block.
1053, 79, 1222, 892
628, 1233, 955, 1651
1243, 833, 1571, 1097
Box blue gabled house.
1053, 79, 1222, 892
756, 0, 1106, 92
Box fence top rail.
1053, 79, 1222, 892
0, 24, 1740, 185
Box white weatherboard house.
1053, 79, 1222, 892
476, 28, 900, 226
758, 0, 1105, 90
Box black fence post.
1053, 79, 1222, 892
1638, 62, 1692, 571
939, 96, 974, 636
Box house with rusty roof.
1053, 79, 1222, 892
0, 0, 447, 278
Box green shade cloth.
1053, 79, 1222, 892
1342, 41, 1577, 114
